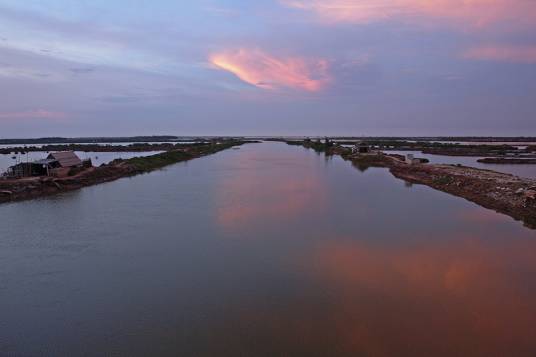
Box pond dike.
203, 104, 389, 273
0, 141, 249, 205
292, 141, 536, 229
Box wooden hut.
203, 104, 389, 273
6, 151, 83, 178
47, 151, 82, 168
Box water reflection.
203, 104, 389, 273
296, 234, 536, 356
188, 232, 536, 357
1, 142, 535, 356
216, 149, 327, 231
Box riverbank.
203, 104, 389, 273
291, 141, 536, 229
0, 141, 250, 204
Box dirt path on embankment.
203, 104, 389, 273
0, 141, 249, 205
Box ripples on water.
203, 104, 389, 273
1, 142, 535, 356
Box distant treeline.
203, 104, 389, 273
0, 143, 206, 154
3, 136, 535, 145
0, 136, 181, 145
0, 136, 252, 145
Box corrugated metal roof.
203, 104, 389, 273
47, 151, 82, 167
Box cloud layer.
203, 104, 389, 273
0, 1, 535, 136
210, 49, 330, 92
281, 0, 536, 28
0, 109, 67, 121
464, 45, 536, 64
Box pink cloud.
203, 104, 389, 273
210, 49, 330, 92
463, 45, 536, 63
0, 109, 68, 121
280, 0, 536, 28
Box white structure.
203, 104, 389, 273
406, 154, 427, 165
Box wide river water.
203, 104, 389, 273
1, 142, 536, 356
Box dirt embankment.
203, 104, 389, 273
0, 141, 249, 204
292, 141, 536, 229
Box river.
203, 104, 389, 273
1, 142, 535, 356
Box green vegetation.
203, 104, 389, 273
126, 150, 193, 172
286, 139, 331, 153
0, 136, 181, 145
122, 140, 249, 172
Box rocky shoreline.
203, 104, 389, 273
0, 141, 249, 205
292, 141, 536, 229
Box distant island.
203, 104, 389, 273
0, 136, 224, 145
2, 136, 536, 145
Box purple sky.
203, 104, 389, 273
1, 0, 535, 137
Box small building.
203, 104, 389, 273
47, 151, 82, 168
406, 154, 429, 165
6, 151, 83, 178
352, 142, 371, 154
7, 162, 46, 178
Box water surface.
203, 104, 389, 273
1, 142, 535, 356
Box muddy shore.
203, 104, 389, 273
293, 141, 536, 229
0, 141, 249, 205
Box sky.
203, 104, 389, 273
1, 0, 535, 137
